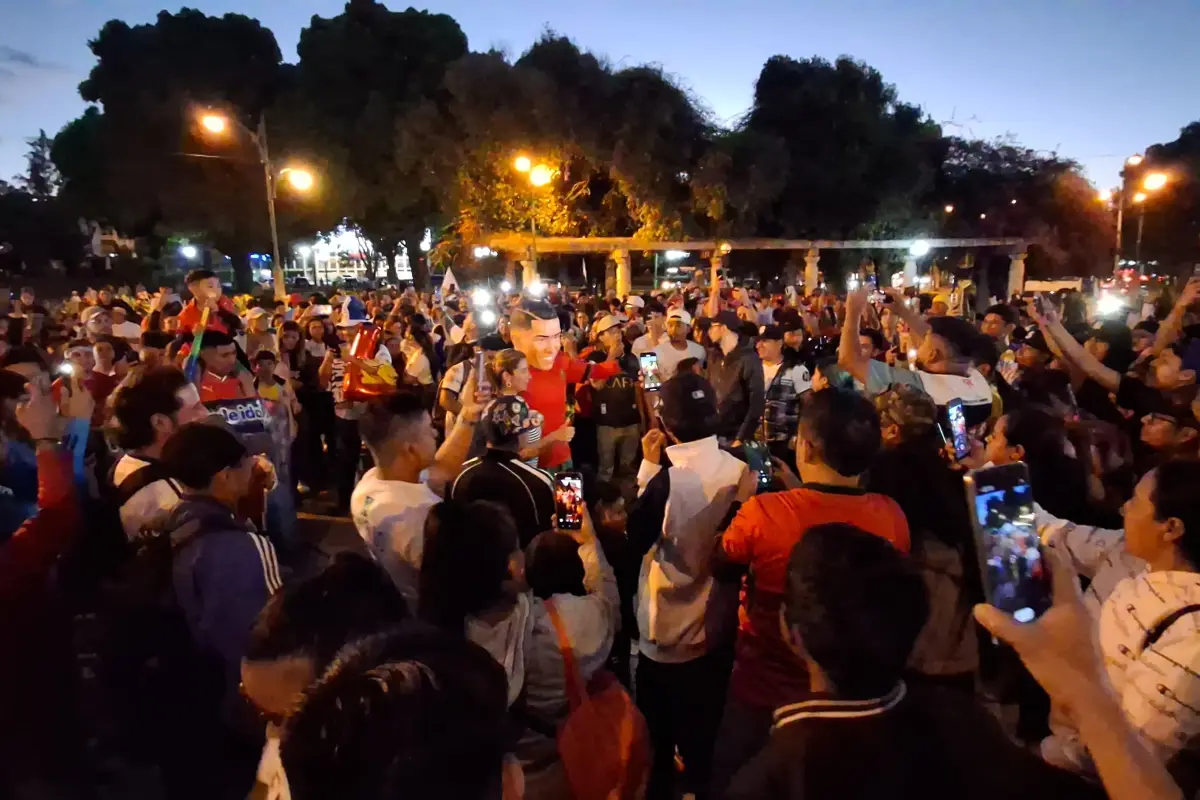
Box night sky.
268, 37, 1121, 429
2, 0, 1198, 191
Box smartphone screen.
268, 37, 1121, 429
742, 441, 773, 491
947, 398, 970, 461
964, 463, 1051, 623
554, 472, 585, 531
639, 352, 662, 392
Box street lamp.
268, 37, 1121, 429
1143, 172, 1169, 192
943, 204, 954, 214
197, 109, 318, 292
1127, 154, 1144, 167
180, 244, 199, 260
1097, 188, 1113, 203
513, 155, 555, 284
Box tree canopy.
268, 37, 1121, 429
24, 4, 1148, 286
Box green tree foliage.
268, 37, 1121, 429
55, 9, 294, 288
287, 0, 468, 288
13, 131, 61, 201
936, 138, 1113, 276
1140, 122, 1200, 274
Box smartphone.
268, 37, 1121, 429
313, 304, 334, 317
639, 352, 662, 392
742, 440, 773, 491
963, 462, 1051, 624
946, 398, 970, 461
474, 350, 490, 391
57, 363, 75, 377
554, 471, 585, 531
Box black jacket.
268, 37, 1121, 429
727, 683, 1103, 800
705, 339, 765, 442
448, 449, 556, 548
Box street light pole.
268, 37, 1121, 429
1136, 206, 1146, 266
256, 114, 286, 297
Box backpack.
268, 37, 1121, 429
545, 600, 651, 800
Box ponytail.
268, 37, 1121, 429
418, 501, 519, 634
487, 348, 526, 392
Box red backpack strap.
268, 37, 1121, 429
545, 599, 586, 711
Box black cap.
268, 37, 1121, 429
758, 324, 784, 341
659, 373, 718, 432
711, 310, 741, 329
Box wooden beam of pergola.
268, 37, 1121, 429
482, 234, 1029, 254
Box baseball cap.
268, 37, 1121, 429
81, 305, 109, 325
593, 314, 623, 336
658, 373, 718, 432
624, 295, 645, 309
758, 324, 784, 341
711, 310, 741, 330
246, 307, 269, 320
666, 308, 693, 325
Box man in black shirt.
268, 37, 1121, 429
589, 314, 642, 484
448, 395, 555, 548
727, 524, 1102, 800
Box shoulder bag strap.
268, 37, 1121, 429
545, 598, 585, 711
1143, 603, 1200, 650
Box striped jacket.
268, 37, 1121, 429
1038, 507, 1200, 770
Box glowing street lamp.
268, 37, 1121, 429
281, 167, 315, 192
1143, 172, 1168, 192
179, 244, 199, 260
514, 155, 532, 173
195, 108, 320, 291
1126, 154, 1144, 167
529, 163, 554, 187
943, 204, 954, 214
1097, 188, 1113, 202
1133, 191, 1148, 204
908, 240, 930, 257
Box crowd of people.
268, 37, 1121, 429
2, 267, 1200, 800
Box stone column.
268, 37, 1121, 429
804, 248, 820, 294
903, 257, 918, 287
612, 249, 631, 298
1007, 252, 1027, 301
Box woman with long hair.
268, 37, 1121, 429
418, 499, 617, 799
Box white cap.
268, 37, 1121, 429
667, 308, 693, 325
593, 314, 624, 335
624, 295, 645, 309
246, 307, 269, 320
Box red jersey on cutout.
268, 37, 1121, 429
522, 351, 621, 468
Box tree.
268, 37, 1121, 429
287, 0, 468, 289
935, 138, 1113, 277
54, 9, 296, 288
740, 55, 945, 240
13, 131, 60, 201
1139, 122, 1200, 274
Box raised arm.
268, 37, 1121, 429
838, 288, 871, 384
1148, 279, 1200, 359
1031, 299, 1121, 392
426, 371, 486, 496
882, 288, 929, 346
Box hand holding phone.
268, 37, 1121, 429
554, 472, 585, 531
946, 398, 970, 461
638, 352, 662, 392
963, 462, 1051, 624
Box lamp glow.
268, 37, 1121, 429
499, 280, 513, 293
200, 114, 227, 134
529, 164, 553, 187
1098, 293, 1125, 316
472, 288, 492, 307
179, 245, 198, 260
1143, 172, 1168, 191
479, 309, 498, 326
908, 240, 930, 257
514, 156, 532, 173
527, 281, 545, 297
944, 204, 954, 213
283, 168, 315, 192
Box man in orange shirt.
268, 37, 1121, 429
196, 331, 253, 403
712, 388, 910, 794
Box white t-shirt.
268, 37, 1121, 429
404, 346, 433, 386
351, 467, 441, 607
440, 360, 469, 430
631, 331, 665, 356
653, 339, 707, 381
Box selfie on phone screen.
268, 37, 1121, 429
965, 463, 1050, 623
554, 472, 584, 530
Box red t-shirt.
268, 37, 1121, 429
177, 296, 237, 335
522, 351, 621, 468
199, 371, 247, 402
721, 485, 910, 709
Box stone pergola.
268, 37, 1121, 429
483, 234, 1031, 298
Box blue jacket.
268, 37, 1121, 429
168, 497, 282, 693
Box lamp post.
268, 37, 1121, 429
513, 155, 555, 286
198, 112, 315, 293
